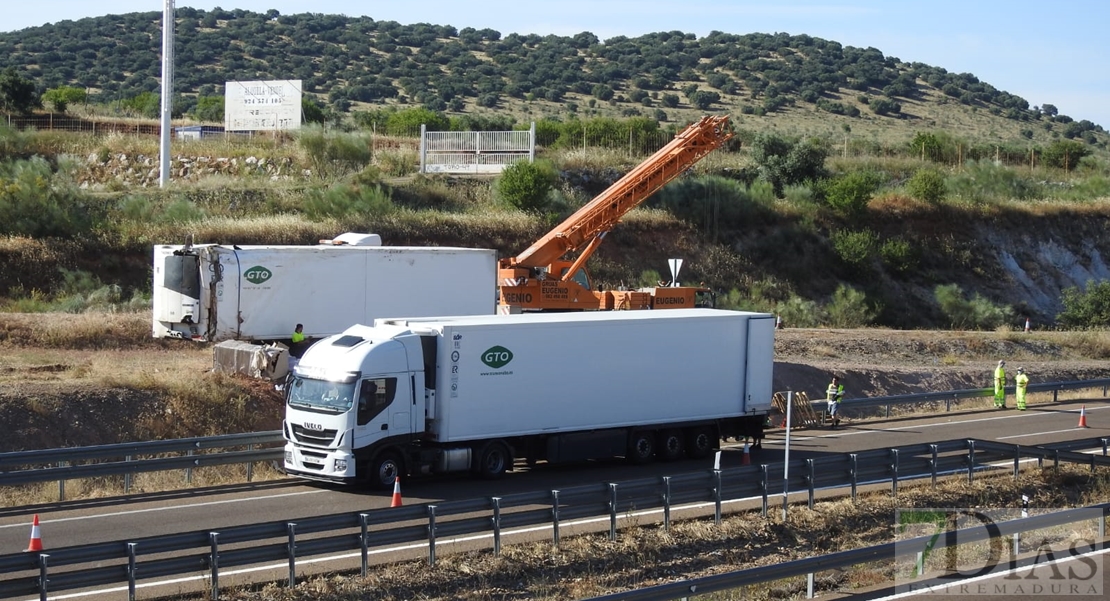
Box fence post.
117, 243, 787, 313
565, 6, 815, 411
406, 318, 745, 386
967, 440, 976, 484
127, 542, 138, 601
662, 476, 672, 531
891, 449, 900, 497
714, 469, 723, 525
38, 553, 49, 601
209, 532, 220, 601
58, 461, 66, 502
609, 483, 619, 541
806, 459, 815, 509
931, 444, 939, 488
427, 505, 438, 565
551, 490, 560, 547
359, 512, 370, 577
850, 453, 858, 502
760, 465, 768, 517
287, 522, 297, 587
491, 497, 502, 555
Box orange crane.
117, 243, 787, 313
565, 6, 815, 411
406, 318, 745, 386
498, 115, 734, 312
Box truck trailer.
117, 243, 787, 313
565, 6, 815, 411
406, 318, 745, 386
282, 308, 774, 488
152, 234, 498, 342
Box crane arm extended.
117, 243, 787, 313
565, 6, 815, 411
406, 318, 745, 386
504, 115, 733, 272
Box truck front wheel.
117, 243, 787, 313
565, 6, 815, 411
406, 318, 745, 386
475, 442, 511, 479
367, 452, 403, 490
627, 431, 656, 464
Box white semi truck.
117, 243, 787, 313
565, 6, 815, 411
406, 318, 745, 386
152, 233, 498, 342
282, 308, 774, 488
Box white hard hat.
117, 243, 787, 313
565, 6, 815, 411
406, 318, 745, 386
998, 360, 1005, 366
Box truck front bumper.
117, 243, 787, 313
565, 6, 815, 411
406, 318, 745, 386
284, 443, 357, 482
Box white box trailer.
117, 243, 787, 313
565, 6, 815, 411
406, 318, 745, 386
283, 308, 774, 488
152, 234, 498, 342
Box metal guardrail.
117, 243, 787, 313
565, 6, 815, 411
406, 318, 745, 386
582, 501, 1110, 601
0, 432, 284, 498
2, 436, 1109, 600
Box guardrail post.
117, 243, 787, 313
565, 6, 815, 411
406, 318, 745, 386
57, 461, 66, 501
127, 542, 138, 601
806, 459, 815, 509
931, 444, 939, 488
1053, 389, 1059, 403
967, 440, 976, 484
807, 571, 815, 598
427, 505, 438, 565
551, 490, 560, 547
1013, 444, 1021, 478
1054, 449, 1060, 472
491, 497, 503, 555
246, 443, 254, 482
287, 522, 297, 587
1103, 438, 1109, 457
714, 470, 723, 525
850, 454, 858, 503
891, 449, 900, 497
1100, 510, 1106, 542
186, 449, 194, 484
760, 466, 768, 517
662, 477, 672, 531
359, 512, 370, 577
609, 483, 619, 541
886, 403, 891, 418
125, 454, 133, 494
38, 553, 49, 601
209, 532, 220, 601
946, 394, 954, 412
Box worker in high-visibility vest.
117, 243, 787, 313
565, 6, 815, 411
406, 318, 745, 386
993, 360, 1007, 409
1015, 367, 1029, 411
826, 376, 844, 429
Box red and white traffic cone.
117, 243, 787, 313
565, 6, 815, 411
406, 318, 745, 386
25, 514, 43, 552
390, 477, 403, 507
1078, 406, 1089, 428
741, 442, 751, 465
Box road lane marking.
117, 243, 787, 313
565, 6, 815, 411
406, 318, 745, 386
997, 427, 1088, 440
0, 489, 328, 529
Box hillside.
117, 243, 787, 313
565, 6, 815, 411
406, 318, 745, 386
0, 9, 1107, 149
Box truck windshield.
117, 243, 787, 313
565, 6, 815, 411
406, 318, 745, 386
287, 377, 357, 413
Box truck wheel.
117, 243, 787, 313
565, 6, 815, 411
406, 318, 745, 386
627, 431, 656, 464
368, 452, 403, 491
686, 427, 715, 459
657, 430, 685, 461
475, 442, 511, 480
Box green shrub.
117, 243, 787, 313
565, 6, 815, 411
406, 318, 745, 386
775, 294, 824, 328
1057, 280, 1110, 328
906, 168, 947, 203
879, 237, 917, 273
935, 284, 1014, 330
823, 171, 881, 217
302, 182, 395, 220
494, 159, 557, 212
825, 284, 879, 328
749, 134, 829, 196
830, 229, 877, 267
946, 160, 1041, 203
296, 126, 373, 178
1041, 139, 1090, 171
0, 157, 94, 237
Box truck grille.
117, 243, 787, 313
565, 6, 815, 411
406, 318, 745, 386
299, 449, 327, 470
292, 425, 338, 445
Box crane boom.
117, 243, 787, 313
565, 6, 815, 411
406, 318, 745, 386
498, 115, 733, 312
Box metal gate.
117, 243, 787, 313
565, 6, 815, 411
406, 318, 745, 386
419, 123, 535, 174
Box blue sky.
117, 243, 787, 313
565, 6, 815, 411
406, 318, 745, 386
5, 1, 1108, 128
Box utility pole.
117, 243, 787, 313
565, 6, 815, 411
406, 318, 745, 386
159, 0, 175, 188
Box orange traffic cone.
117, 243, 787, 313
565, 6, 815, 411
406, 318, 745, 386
390, 477, 403, 507
24, 514, 43, 552
1078, 406, 1089, 428
741, 442, 751, 465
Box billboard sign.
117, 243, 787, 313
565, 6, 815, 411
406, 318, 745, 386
224, 80, 302, 132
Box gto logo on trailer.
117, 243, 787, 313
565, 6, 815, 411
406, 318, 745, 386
243, 266, 273, 284
481, 346, 513, 368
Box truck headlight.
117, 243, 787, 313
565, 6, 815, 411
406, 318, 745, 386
334, 458, 348, 472
285, 450, 293, 464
